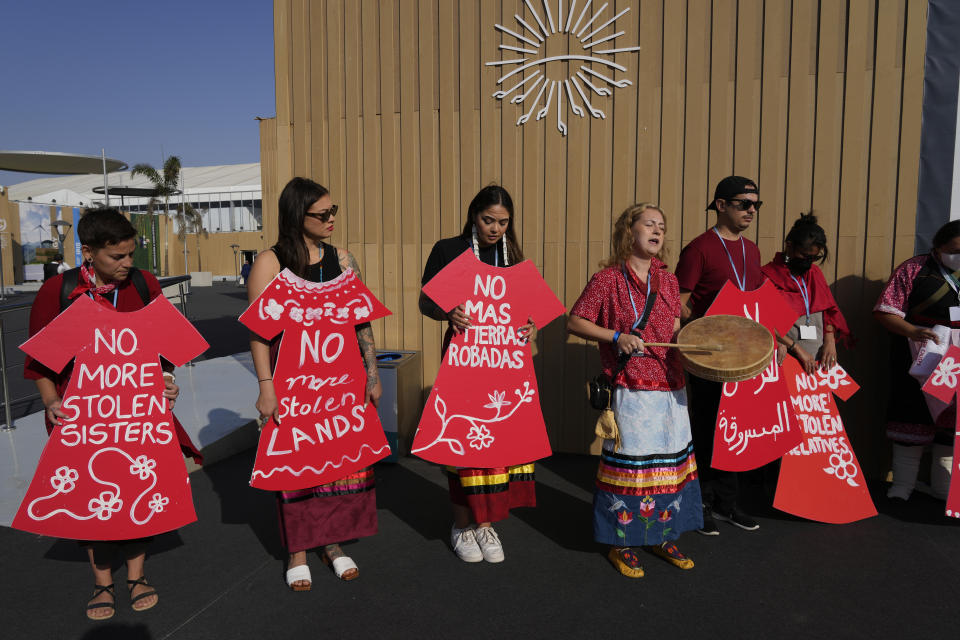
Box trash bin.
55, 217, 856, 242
375, 350, 423, 462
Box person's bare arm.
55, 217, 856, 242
247, 250, 282, 423
873, 310, 941, 343
567, 314, 643, 356
340, 250, 382, 407
679, 291, 694, 324
36, 376, 67, 424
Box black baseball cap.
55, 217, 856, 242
706, 176, 758, 210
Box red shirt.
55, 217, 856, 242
25, 271, 164, 383
570, 259, 685, 391
675, 229, 764, 318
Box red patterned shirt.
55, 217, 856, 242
570, 259, 685, 391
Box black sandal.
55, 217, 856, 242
86, 583, 116, 621
126, 577, 158, 612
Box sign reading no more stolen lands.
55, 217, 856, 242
485, 0, 641, 136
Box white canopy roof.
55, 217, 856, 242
5, 162, 261, 206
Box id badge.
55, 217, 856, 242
950, 306, 960, 322
799, 325, 818, 340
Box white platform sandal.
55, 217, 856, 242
323, 553, 359, 581
285, 564, 312, 591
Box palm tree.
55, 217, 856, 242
130, 156, 206, 275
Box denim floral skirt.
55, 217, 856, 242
593, 387, 703, 546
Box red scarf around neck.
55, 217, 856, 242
67, 263, 118, 308
761, 252, 853, 346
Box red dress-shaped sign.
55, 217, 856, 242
13, 295, 208, 540
775, 359, 876, 523
706, 280, 803, 471
921, 346, 960, 519
413, 250, 565, 467
241, 268, 392, 490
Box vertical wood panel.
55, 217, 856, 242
263, 0, 930, 473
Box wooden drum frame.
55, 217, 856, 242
676, 315, 773, 382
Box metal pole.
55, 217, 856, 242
181, 169, 188, 277
101, 148, 109, 206
178, 282, 189, 321
0, 233, 6, 301
0, 317, 14, 431
177, 281, 195, 367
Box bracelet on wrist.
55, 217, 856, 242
258, 377, 273, 383
612, 331, 621, 344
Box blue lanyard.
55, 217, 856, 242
789, 273, 810, 321
622, 267, 652, 331
88, 289, 118, 307
712, 227, 747, 291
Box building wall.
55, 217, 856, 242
0, 191, 22, 286
261, 0, 929, 476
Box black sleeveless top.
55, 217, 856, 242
267, 242, 343, 369
272, 241, 342, 283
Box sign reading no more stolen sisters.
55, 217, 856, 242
13, 294, 208, 540
412, 249, 565, 467
241, 268, 392, 491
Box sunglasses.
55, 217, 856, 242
305, 204, 339, 222
724, 198, 762, 211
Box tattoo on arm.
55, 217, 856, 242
340, 250, 362, 279
340, 252, 379, 387
356, 322, 378, 388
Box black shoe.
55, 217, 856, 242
712, 507, 760, 531
697, 508, 720, 536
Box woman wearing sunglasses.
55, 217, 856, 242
247, 177, 382, 590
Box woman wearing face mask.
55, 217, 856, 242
873, 220, 960, 501
761, 214, 852, 374
419, 184, 534, 564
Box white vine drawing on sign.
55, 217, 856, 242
413, 382, 536, 456
26, 448, 168, 525
485, 0, 641, 135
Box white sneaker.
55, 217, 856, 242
474, 525, 505, 563
450, 525, 483, 562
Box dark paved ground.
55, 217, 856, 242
3, 282, 960, 638
1, 450, 959, 640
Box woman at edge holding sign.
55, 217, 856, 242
24, 207, 193, 620
419, 184, 534, 564
761, 214, 852, 372
567, 204, 703, 578
247, 177, 382, 590
873, 220, 960, 502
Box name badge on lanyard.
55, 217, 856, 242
936, 263, 960, 322
789, 273, 817, 340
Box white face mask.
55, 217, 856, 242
940, 251, 960, 272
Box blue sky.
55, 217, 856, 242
0, 0, 275, 187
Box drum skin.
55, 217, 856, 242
677, 315, 773, 382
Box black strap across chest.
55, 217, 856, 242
59, 267, 151, 312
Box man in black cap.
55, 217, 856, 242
675, 176, 763, 535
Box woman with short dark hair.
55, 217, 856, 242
25, 206, 194, 620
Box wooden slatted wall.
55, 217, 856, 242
261, 0, 928, 476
